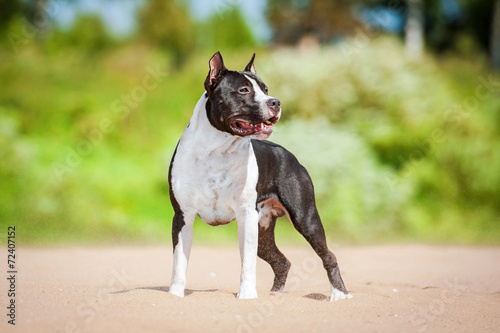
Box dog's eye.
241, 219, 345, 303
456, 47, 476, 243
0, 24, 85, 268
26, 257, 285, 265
239, 87, 250, 94
264, 87, 269, 94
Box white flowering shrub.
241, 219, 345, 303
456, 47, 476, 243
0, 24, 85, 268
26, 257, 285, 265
271, 119, 413, 240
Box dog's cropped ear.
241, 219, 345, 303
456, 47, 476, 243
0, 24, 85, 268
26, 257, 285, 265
244, 53, 256, 74
204, 51, 227, 93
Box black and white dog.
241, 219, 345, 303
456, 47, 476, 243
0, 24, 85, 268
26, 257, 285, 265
168, 52, 351, 301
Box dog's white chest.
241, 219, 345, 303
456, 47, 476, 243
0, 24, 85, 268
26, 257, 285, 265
170, 95, 259, 225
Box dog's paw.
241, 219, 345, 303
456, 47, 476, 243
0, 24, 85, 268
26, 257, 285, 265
329, 287, 352, 302
168, 284, 185, 297
237, 287, 258, 299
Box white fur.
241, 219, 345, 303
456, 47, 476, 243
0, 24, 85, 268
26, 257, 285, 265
330, 285, 353, 301
244, 74, 268, 105
169, 93, 260, 299
244, 75, 281, 122
236, 207, 259, 299
169, 221, 194, 297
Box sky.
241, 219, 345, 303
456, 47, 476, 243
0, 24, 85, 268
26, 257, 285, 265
50, 0, 271, 41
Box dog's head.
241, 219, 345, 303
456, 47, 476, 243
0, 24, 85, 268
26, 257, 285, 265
204, 52, 281, 140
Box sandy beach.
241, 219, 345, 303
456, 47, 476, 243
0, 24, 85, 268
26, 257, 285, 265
2, 244, 500, 333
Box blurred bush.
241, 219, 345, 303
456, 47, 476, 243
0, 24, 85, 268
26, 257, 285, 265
272, 119, 413, 241
47, 14, 116, 53
137, 0, 195, 67
195, 7, 257, 51
260, 37, 500, 242
0, 20, 499, 244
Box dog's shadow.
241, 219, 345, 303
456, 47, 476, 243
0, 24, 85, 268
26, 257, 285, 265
303, 293, 329, 301
113, 287, 332, 302
112, 286, 218, 297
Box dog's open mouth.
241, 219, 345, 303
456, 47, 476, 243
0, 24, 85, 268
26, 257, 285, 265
229, 115, 280, 136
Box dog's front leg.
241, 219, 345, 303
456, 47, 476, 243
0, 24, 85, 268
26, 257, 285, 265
236, 208, 259, 299
169, 213, 194, 297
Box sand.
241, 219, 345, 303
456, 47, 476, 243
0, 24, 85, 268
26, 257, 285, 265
1, 244, 499, 333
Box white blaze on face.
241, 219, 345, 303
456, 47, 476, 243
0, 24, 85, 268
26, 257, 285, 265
244, 74, 269, 107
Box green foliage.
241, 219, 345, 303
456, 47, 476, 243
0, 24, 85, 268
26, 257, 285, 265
136, 0, 195, 66
266, 0, 358, 44
196, 7, 257, 51
0, 0, 24, 32
0, 44, 191, 244
48, 14, 115, 53
259, 36, 500, 243
0, 29, 498, 244
136, 2, 257, 67
271, 120, 413, 241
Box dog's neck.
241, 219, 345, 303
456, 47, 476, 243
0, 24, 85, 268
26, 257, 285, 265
183, 93, 246, 154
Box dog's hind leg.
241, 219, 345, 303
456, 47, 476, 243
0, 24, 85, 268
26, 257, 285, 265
289, 207, 351, 301
269, 159, 352, 301
257, 213, 291, 292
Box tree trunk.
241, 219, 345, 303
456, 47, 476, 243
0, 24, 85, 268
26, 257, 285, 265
405, 0, 424, 61
492, 0, 500, 69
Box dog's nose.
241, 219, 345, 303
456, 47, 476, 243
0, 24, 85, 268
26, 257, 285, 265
266, 98, 281, 114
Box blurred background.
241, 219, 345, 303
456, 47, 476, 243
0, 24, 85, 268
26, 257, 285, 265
0, 0, 499, 245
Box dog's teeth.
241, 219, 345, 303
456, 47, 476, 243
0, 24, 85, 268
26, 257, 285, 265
261, 123, 264, 129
